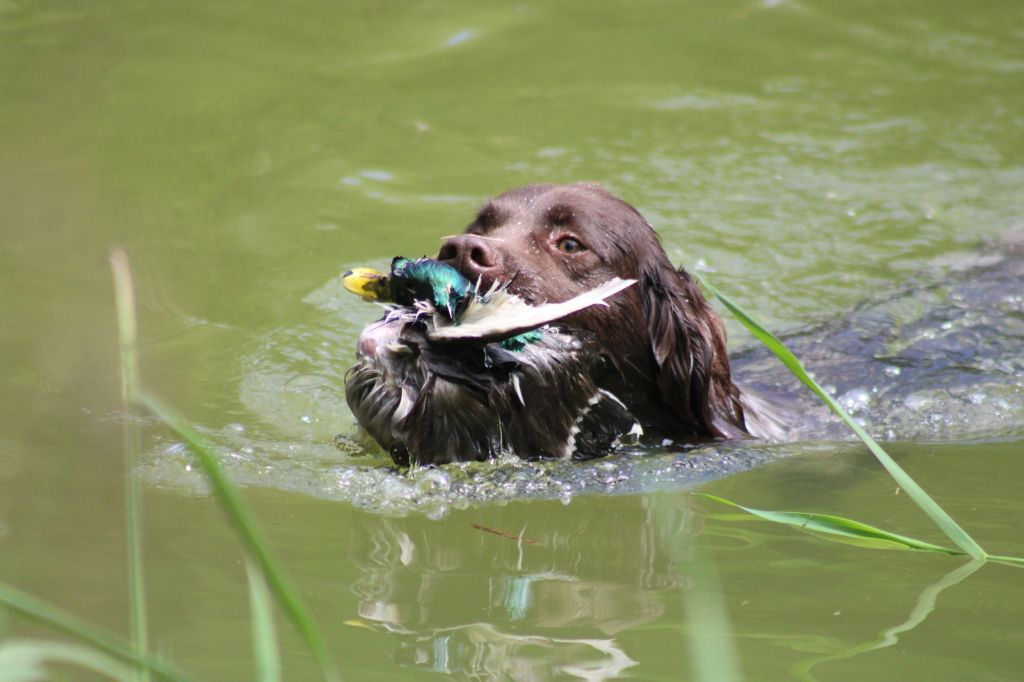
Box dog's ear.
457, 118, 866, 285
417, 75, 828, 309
640, 262, 746, 438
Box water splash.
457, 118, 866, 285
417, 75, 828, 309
142, 423, 806, 516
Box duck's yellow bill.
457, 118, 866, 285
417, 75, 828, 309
342, 267, 389, 300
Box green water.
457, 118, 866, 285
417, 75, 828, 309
2, 1, 1023, 679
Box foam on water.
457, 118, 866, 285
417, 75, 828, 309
142, 422, 810, 516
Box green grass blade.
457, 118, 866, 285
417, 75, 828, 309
696, 275, 987, 560
0, 584, 193, 682
0, 639, 136, 682
988, 554, 1024, 568
109, 248, 149, 682
246, 557, 282, 682
682, 548, 743, 682
648, 494, 743, 681
697, 494, 964, 554
140, 393, 340, 682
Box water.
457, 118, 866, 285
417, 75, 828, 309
2, 1, 1023, 679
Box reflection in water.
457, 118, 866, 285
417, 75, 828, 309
791, 560, 986, 682
347, 495, 695, 678
389, 624, 637, 680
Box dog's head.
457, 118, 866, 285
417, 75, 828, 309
437, 183, 748, 440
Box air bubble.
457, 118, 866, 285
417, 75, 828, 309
838, 388, 871, 414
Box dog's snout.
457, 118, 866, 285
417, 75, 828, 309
437, 234, 501, 281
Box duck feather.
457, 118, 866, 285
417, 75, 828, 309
428, 277, 636, 343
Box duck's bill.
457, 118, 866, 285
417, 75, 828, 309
342, 268, 389, 300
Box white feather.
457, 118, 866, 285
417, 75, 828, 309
511, 373, 525, 406
428, 277, 636, 342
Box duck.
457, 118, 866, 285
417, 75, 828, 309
342, 256, 642, 467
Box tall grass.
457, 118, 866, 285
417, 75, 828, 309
677, 274, 1024, 681
110, 248, 149, 682
697, 494, 964, 555
111, 250, 339, 681
246, 558, 282, 682
0, 640, 136, 681
679, 542, 743, 681
0, 249, 340, 681
141, 394, 339, 682
695, 274, 988, 560
0, 583, 192, 682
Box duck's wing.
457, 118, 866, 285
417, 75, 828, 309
427, 277, 636, 344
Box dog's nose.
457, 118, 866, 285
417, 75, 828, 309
437, 234, 502, 282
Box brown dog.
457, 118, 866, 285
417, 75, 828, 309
437, 183, 783, 445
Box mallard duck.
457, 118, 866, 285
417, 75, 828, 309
342, 257, 642, 466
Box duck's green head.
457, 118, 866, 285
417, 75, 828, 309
342, 257, 472, 321
390, 257, 472, 320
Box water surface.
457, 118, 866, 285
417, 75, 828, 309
2, 1, 1023, 679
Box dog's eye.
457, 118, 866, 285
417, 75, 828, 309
556, 236, 586, 254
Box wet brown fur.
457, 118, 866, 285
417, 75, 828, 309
438, 183, 751, 443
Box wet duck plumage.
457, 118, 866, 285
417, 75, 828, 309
343, 257, 641, 467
